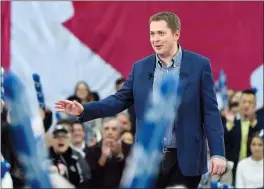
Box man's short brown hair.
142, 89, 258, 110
149, 11, 181, 33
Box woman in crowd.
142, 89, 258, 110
73, 81, 93, 103
68, 81, 102, 143
236, 131, 263, 188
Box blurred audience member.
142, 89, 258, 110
227, 88, 235, 102
231, 91, 242, 104
115, 78, 126, 91
117, 113, 134, 144
236, 131, 263, 188
70, 121, 87, 157
67, 95, 81, 103
115, 78, 136, 136
55, 119, 72, 132
224, 89, 263, 184
39, 106, 53, 132
228, 91, 241, 117
90, 92, 100, 101
1, 106, 25, 188
74, 81, 93, 103
49, 123, 91, 188
120, 132, 134, 144
72, 81, 103, 138
85, 117, 131, 188
117, 113, 131, 133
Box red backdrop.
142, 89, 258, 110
64, 1, 263, 90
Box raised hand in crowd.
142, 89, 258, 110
98, 138, 112, 166
110, 139, 123, 159
224, 109, 236, 124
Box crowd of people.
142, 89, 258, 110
1, 77, 263, 188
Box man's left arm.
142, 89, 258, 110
201, 60, 225, 158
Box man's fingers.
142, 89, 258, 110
56, 108, 66, 112
216, 166, 222, 175
73, 100, 83, 109
55, 100, 74, 106
55, 104, 65, 109
55, 100, 67, 105
212, 164, 218, 175
209, 160, 213, 174
65, 103, 72, 112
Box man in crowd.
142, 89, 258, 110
117, 113, 134, 145
85, 117, 131, 188
49, 123, 91, 188
70, 121, 88, 157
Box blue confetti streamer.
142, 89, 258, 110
120, 72, 183, 188
4, 71, 52, 188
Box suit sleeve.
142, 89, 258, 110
201, 60, 225, 157
78, 65, 135, 122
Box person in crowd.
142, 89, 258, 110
70, 121, 88, 157
116, 78, 136, 136
73, 81, 93, 104
85, 117, 131, 188
67, 95, 81, 103
120, 132, 134, 144
49, 123, 91, 188
221, 90, 241, 123
72, 81, 103, 139
227, 88, 235, 102
90, 92, 100, 101
1, 105, 25, 188
236, 131, 263, 188
115, 78, 126, 91
228, 92, 241, 117
117, 113, 131, 134
224, 89, 263, 184
39, 106, 53, 132
117, 113, 134, 144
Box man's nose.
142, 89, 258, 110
154, 36, 160, 42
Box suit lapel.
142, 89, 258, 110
142, 55, 156, 93
177, 49, 193, 102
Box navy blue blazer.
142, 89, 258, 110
79, 49, 225, 176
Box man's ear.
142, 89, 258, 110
174, 30, 180, 41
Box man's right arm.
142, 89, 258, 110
78, 65, 135, 122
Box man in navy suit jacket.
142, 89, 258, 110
55, 11, 226, 188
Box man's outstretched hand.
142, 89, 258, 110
55, 100, 84, 116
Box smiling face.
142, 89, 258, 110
150, 20, 180, 59
71, 123, 85, 145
